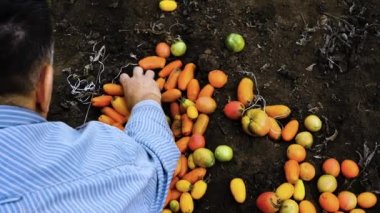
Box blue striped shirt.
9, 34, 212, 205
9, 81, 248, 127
0, 101, 180, 212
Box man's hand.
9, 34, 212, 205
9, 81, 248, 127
120, 66, 161, 110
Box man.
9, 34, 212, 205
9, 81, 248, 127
0, 0, 179, 212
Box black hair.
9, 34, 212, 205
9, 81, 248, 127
0, 0, 53, 96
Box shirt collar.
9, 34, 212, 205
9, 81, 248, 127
0, 105, 46, 128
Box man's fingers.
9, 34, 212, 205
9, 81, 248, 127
133, 66, 144, 77
145, 70, 155, 79
120, 73, 130, 84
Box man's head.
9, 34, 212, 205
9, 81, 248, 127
0, 0, 53, 117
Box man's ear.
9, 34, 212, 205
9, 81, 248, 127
36, 64, 54, 118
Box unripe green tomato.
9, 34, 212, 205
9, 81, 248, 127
214, 145, 233, 162
295, 131, 313, 148
304, 115, 322, 132
193, 148, 215, 168
171, 40, 187, 56
225, 33, 245, 52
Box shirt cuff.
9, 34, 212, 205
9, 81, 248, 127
131, 100, 162, 111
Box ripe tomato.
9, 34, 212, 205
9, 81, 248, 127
155, 42, 171, 58
188, 134, 205, 151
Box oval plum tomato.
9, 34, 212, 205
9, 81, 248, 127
225, 33, 245, 52
171, 40, 187, 56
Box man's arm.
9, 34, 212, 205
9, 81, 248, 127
125, 100, 179, 211
126, 100, 179, 173
120, 66, 180, 211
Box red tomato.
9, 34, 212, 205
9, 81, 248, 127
223, 101, 245, 120
256, 192, 281, 213
188, 134, 206, 151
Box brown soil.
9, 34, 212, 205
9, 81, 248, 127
49, 0, 380, 212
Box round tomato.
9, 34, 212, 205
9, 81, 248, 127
214, 145, 233, 162
155, 42, 171, 58
225, 33, 245, 52
188, 134, 206, 151
171, 40, 187, 56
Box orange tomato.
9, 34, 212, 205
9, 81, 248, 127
341, 159, 359, 179
178, 155, 188, 178
195, 96, 217, 114
156, 77, 166, 90
181, 114, 193, 136
198, 84, 215, 98
182, 168, 207, 184
237, 77, 254, 106
357, 192, 377, 209
282, 120, 299, 142
187, 79, 200, 101
299, 162, 316, 181
91, 95, 113, 107
322, 158, 340, 177
173, 158, 181, 177
265, 105, 291, 119
178, 63, 196, 90
267, 117, 282, 140
98, 114, 115, 125
208, 70, 228, 88
176, 136, 190, 153
192, 114, 209, 135
170, 102, 180, 119
162, 89, 182, 102
155, 42, 171, 58
101, 107, 126, 124
338, 191, 357, 211
284, 159, 300, 184
164, 68, 181, 90
159, 60, 183, 78
287, 144, 306, 162
319, 192, 339, 212
103, 83, 124, 96
299, 200, 316, 213
138, 56, 166, 70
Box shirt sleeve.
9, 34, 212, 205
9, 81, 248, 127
125, 100, 180, 211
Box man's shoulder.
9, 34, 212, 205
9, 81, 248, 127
0, 120, 143, 185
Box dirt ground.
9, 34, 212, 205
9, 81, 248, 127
49, 0, 380, 212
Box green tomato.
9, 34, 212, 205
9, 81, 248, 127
304, 115, 322, 132
225, 33, 245, 52
193, 148, 215, 168
214, 145, 233, 162
169, 200, 180, 212
280, 199, 299, 213
295, 131, 313, 148
170, 40, 187, 56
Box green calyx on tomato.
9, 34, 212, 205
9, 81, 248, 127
225, 33, 245, 53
